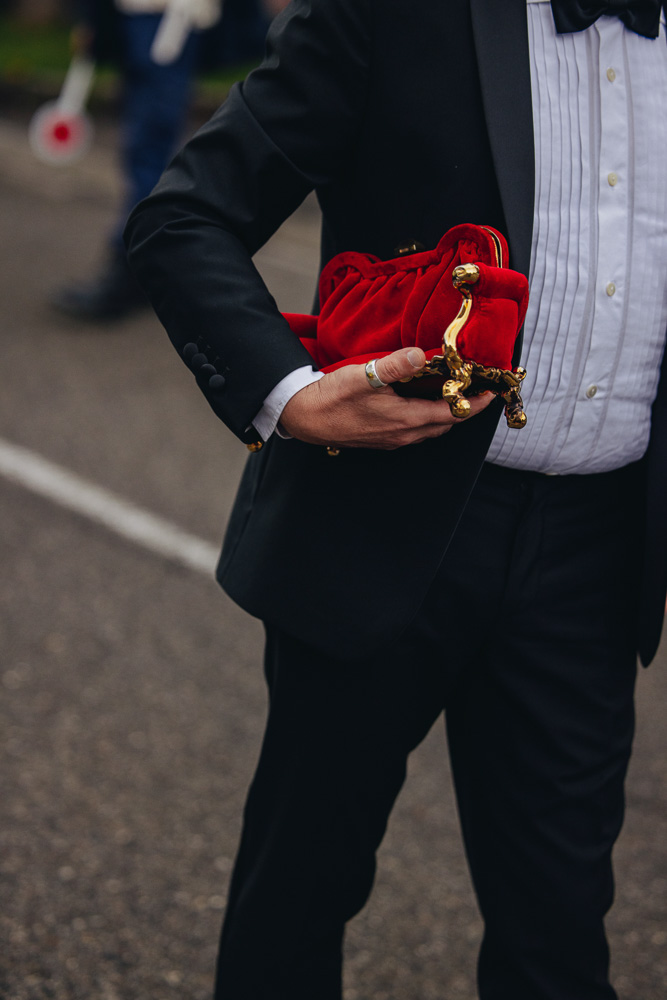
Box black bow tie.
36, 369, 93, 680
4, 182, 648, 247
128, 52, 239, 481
551, 0, 662, 38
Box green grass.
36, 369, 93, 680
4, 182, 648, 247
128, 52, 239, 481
0, 16, 71, 81
0, 15, 255, 105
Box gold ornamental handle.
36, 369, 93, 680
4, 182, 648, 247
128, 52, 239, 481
397, 259, 527, 429
443, 264, 480, 353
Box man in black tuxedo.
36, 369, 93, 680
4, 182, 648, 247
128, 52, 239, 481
125, 0, 667, 996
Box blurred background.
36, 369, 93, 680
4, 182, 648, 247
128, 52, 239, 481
0, 3, 666, 999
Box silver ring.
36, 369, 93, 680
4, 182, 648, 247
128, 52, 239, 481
365, 359, 388, 389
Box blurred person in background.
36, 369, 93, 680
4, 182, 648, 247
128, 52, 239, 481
53, 0, 274, 321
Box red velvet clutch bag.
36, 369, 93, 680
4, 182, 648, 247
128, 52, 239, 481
283, 224, 530, 428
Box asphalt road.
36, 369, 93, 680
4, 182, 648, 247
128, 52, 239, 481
1, 108, 666, 1000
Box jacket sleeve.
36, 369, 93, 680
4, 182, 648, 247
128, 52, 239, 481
124, 0, 372, 446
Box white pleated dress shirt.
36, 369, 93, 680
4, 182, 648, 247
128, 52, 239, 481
488, 0, 667, 473
256, 2, 667, 475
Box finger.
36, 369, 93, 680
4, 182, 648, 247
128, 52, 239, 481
418, 389, 496, 425
371, 347, 426, 385
393, 389, 496, 428
465, 391, 496, 415
423, 395, 494, 433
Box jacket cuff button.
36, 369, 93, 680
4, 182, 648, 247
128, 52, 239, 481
190, 352, 208, 371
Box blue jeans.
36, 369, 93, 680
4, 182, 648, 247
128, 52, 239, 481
114, 13, 199, 244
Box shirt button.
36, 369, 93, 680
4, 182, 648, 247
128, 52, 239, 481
606, 67, 616, 82
606, 282, 616, 296
608, 172, 618, 186
586, 385, 598, 399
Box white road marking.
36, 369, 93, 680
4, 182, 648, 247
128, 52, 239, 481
0, 438, 219, 576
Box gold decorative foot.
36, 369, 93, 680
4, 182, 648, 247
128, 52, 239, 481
442, 380, 472, 418
502, 391, 527, 429
442, 358, 475, 419
500, 368, 527, 428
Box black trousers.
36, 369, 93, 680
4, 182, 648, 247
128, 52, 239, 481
214, 461, 643, 1000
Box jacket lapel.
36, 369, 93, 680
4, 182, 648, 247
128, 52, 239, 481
469, 0, 535, 279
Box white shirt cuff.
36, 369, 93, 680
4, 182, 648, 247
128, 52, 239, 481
252, 365, 325, 441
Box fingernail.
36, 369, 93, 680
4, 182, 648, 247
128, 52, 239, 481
407, 349, 423, 368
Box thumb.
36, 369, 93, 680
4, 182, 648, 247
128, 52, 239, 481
373, 347, 426, 385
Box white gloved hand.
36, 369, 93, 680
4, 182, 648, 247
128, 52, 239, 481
116, 0, 221, 23
115, 0, 222, 64
153, 0, 222, 64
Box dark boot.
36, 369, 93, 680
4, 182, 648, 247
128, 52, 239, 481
52, 248, 148, 321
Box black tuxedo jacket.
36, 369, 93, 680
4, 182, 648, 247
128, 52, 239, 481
125, 0, 667, 665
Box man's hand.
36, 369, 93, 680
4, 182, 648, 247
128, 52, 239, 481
280, 347, 495, 450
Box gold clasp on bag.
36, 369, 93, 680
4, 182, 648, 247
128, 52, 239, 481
404, 263, 528, 429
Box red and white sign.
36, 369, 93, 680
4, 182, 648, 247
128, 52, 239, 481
29, 57, 95, 166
